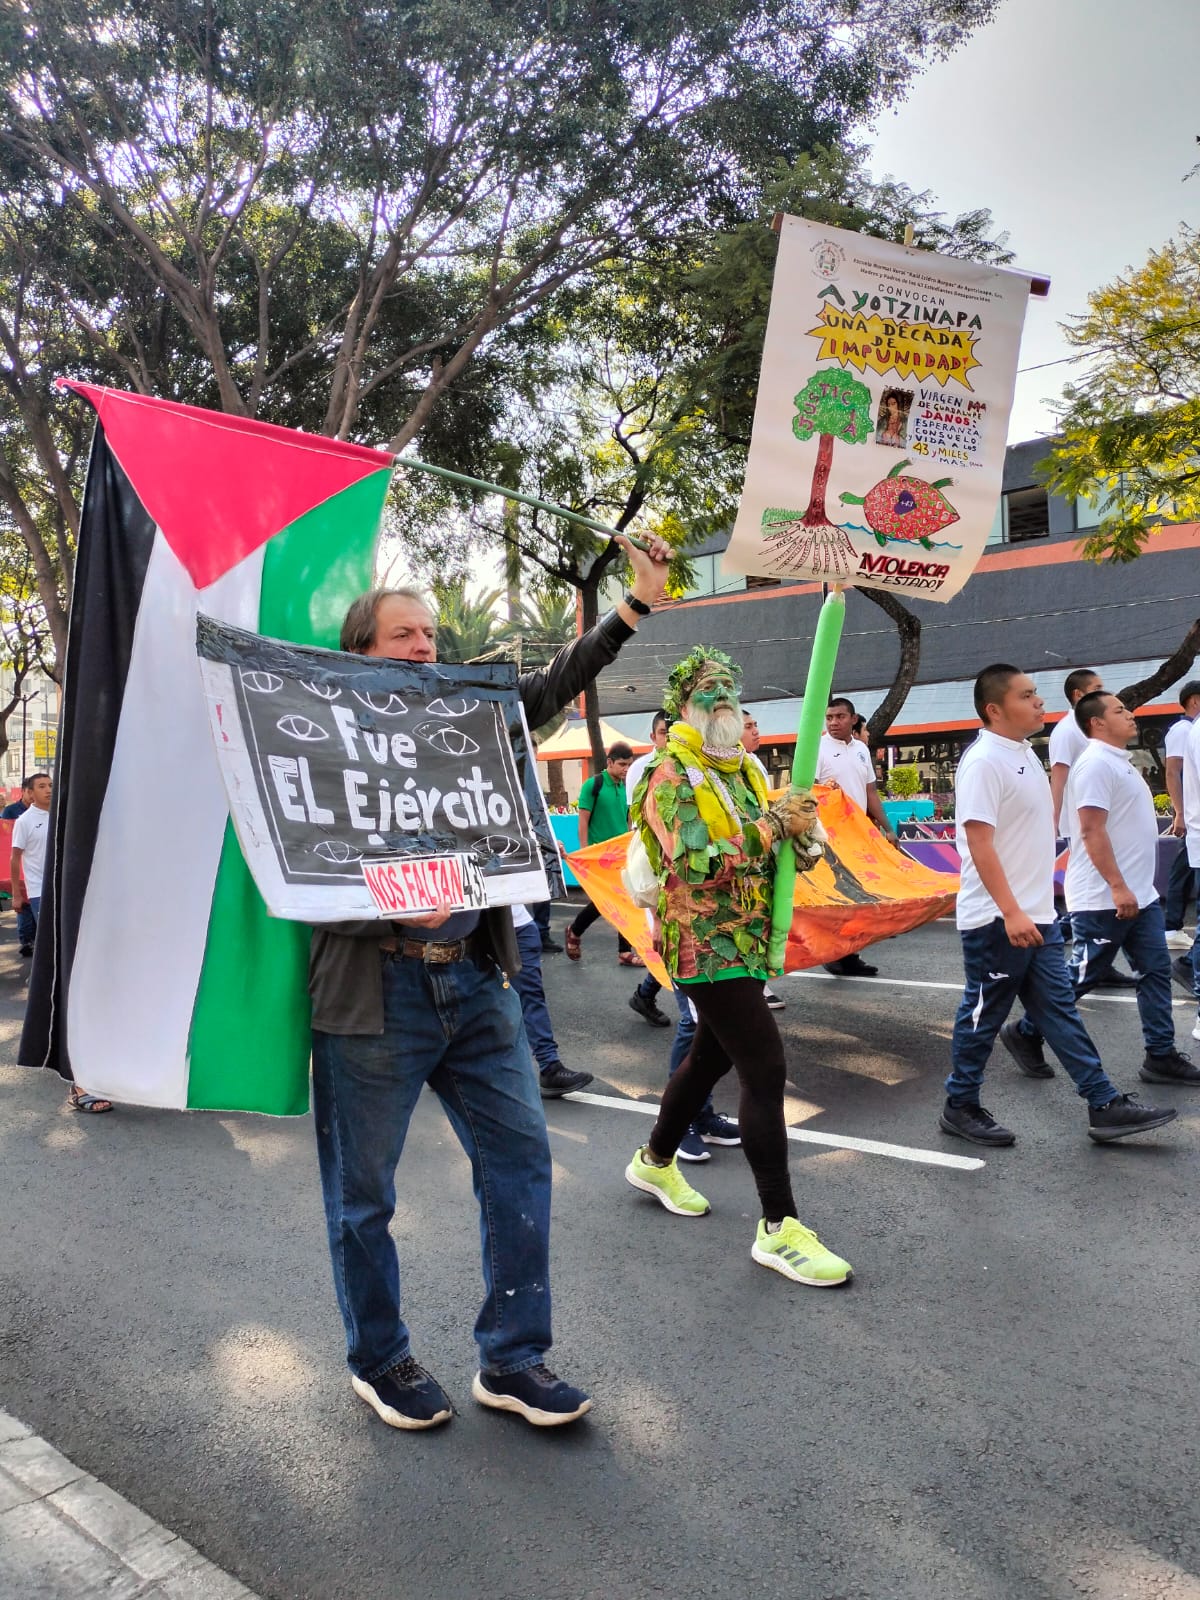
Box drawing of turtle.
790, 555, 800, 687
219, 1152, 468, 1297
839, 458, 959, 548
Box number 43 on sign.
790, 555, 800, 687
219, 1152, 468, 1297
362, 853, 488, 916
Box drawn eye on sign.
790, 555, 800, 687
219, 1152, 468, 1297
242, 671, 283, 693
426, 697, 480, 718
412, 721, 480, 757
475, 834, 525, 860
301, 681, 342, 702
353, 690, 408, 716
277, 714, 329, 742
313, 839, 362, 864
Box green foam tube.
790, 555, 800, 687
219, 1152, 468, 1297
767, 587, 847, 973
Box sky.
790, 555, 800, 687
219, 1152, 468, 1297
866, 0, 1199, 444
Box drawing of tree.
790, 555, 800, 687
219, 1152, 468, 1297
792, 373, 874, 524
761, 372, 874, 576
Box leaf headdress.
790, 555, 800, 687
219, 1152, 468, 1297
662, 646, 742, 722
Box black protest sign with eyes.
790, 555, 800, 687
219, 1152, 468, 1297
196, 616, 561, 921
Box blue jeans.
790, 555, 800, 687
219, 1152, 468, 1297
530, 900, 551, 939
512, 921, 559, 1070
668, 985, 716, 1122
1163, 846, 1197, 932
311, 950, 553, 1381
947, 919, 1116, 1109
15, 900, 36, 948
1069, 904, 1176, 1056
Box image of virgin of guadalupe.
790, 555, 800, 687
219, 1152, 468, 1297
875, 388, 912, 449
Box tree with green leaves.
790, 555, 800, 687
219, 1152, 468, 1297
1039, 224, 1200, 710
1041, 224, 1200, 564
0, 0, 1000, 678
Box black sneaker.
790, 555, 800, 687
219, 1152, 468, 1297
1172, 956, 1199, 996
997, 1020, 1055, 1078
1139, 1048, 1200, 1086
540, 936, 564, 953
539, 1062, 593, 1097
824, 955, 878, 977
763, 985, 786, 1011
628, 989, 671, 1027
676, 1127, 712, 1162
1096, 968, 1138, 989
939, 1100, 1016, 1147
472, 1363, 591, 1427
18, 945, 33, 958
695, 1112, 741, 1146
351, 1357, 453, 1430
1087, 1093, 1178, 1142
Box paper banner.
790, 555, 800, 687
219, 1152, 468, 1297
722, 214, 1032, 602
568, 785, 957, 977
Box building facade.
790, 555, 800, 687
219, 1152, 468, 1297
596, 438, 1199, 795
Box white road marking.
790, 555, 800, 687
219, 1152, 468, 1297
786, 973, 1195, 1006
563, 1089, 985, 1171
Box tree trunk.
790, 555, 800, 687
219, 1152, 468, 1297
579, 574, 605, 775
547, 757, 568, 809
1116, 619, 1200, 709
801, 432, 835, 526
861, 588, 923, 745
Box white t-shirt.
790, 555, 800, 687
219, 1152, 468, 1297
816, 733, 875, 812
1063, 740, 1158, 911
1183, 718, 1200, 868
625, 749, 655, 803
11, 805, 50, 897
954, 729, 1056, 929
1164, 715, 1194, 761
511, 903, 534, 931
1047, 713, 1088, 771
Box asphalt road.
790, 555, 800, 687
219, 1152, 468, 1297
2, 907, 1199, 1600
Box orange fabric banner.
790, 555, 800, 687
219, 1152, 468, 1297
566, 784, 957, 979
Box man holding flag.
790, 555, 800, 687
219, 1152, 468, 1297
309, 536, 670, 1433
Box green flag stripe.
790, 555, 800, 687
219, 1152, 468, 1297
185, 468, 392, 1113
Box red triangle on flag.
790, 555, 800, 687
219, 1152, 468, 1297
64, 383, 394, 590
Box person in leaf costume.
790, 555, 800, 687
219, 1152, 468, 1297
623, 647, 854, 1287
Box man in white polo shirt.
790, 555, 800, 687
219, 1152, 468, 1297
1162, 679, 1200, 951
817, 695, 896, 977
941, 663, 1177, 1148
1181, 710, 1200, 1037
1062, 691, 1198, 1085
1046, 667, 1101, 832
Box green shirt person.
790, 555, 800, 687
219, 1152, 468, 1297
566, 743, 639, 963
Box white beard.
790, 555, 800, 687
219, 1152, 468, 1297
685, 702, 743, 750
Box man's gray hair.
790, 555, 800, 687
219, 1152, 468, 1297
340, 586, 433, 654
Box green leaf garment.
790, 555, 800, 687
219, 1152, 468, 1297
631, 722, 776, 983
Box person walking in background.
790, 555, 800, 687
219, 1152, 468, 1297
940, 664, 1176, 1149
565, 742, 641, 965
1046, 668, 1102, 832
4, 776, 36, 957
817, 696, 896, 978
511, 905, 594, 1098
1058, 692, 1197, 1085
1162, 679, 1200, 953
1181, 705, 1200, 1039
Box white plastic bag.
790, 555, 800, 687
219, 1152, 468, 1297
621, 829, 660, 909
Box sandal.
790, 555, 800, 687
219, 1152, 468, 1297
618, 951, 645, 967
69, 1087, 114, 1114
564, 928, 582, 961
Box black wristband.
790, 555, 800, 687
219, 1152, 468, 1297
622, 590, 652, 617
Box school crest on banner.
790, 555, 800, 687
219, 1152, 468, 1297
722, 215, 1033, 602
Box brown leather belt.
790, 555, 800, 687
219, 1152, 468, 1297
379, 933, 481, 965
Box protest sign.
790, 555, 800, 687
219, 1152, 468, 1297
197, 616, 561, 920
722, 214, 1033, 602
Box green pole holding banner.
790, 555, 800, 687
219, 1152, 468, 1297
767, 585, 847, 974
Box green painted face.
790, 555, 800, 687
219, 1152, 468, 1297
689, 663, 738, 711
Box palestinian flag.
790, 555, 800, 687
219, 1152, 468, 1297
20, 384, 394, 1114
